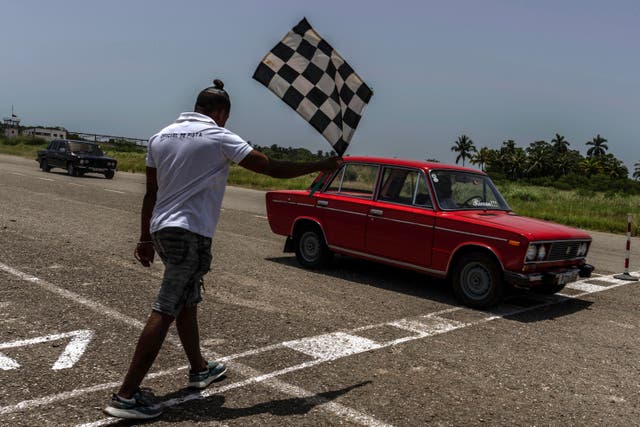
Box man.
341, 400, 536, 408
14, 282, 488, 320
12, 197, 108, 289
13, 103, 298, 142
104, 79, 342, 419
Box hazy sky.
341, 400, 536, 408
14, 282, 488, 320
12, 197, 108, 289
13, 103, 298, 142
2, 0, 639, 171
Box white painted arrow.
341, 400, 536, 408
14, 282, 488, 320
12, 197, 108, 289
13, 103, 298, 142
0, 329, 94, 371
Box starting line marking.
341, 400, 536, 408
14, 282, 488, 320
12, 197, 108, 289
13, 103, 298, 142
1, 261, 637, 426
0, 262, 390, 427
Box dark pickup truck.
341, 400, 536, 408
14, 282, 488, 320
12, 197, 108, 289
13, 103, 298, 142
37, 139, 117, 179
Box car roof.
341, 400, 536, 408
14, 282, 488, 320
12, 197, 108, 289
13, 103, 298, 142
343, 156, 485, 175
53, 139, 98, 145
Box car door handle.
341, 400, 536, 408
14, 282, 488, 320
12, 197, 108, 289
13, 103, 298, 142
369, 209, 383, 216
317, 200, 329, 207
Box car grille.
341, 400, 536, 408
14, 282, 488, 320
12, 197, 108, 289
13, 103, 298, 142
548, 241, 581, 261
90, 159, 111, 168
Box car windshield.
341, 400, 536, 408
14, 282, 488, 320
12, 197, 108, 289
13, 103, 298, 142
430, 170, 510, 211
69, 142, 103, 155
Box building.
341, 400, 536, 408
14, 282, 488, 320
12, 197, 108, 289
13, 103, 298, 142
2, 115, 20, 138
22, 127, 67, 141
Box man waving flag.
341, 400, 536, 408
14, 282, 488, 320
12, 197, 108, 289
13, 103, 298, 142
253, 18, 373, 156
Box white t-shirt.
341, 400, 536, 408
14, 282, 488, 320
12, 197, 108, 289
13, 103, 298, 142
146, 112, 253, 238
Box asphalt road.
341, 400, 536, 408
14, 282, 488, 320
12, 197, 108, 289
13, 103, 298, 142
1, 154, 639, 426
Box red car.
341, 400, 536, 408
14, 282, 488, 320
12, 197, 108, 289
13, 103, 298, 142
266, 156, 593, 308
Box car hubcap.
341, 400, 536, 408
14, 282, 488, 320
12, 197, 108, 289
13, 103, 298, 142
300, 232, 319, 261
461, 263, 491, 299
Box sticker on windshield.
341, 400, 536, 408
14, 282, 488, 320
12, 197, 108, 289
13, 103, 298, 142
431, 173, 439, 183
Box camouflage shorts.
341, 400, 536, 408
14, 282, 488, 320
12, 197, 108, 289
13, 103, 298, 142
151, 227, 212, 317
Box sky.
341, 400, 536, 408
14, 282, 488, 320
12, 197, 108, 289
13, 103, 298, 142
1, 0, 639, 172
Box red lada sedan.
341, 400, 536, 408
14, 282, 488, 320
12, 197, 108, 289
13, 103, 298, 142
266, 156, 593, 308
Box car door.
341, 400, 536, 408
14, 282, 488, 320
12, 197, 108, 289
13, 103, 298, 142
54, 141, 68, 168
365, 167, 436, 268
316, 163, 379, 253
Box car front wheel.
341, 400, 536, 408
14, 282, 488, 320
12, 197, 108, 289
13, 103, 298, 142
294, 225, 332, 269
67, 163, 78, 177
452, 252, 503, 308
104, 170, 115, 179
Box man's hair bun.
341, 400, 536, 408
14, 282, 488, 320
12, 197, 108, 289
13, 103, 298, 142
213, 79, 224, 90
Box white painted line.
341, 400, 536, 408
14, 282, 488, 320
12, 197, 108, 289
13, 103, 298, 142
283, 332, 381, 360
0, 262, 389, 427
565, 281, 607, 293
254, 215, 268, 219
103, 189, 125, 194
2, 260, 635, 427
67, 182, 85, 187
10, 172, 25, 176
0, 329, 93, 371
38, 177, 54, 181
0, 353, 20, 370
389, 317, 465, 336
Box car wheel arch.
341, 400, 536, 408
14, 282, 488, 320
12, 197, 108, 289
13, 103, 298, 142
446, 244, 505, 279
290, 217, 328, 245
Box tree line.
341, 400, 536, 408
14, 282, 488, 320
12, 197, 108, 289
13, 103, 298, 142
451, 133, 640, 194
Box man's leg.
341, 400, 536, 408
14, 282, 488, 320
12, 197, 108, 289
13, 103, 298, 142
117, 310, 174, 398
176, 304, 207, 372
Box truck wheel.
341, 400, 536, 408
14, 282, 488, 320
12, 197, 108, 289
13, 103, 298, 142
40, 159, 51, 172
104, 170, 115, 179
67, 163, 78, 177
294, 225, 332, 269
452, 252, 503, 308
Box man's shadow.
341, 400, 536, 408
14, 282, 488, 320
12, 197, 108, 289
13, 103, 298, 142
112, 381, 371, 425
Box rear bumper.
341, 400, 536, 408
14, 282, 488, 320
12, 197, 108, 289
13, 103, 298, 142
504, 264, 594, 289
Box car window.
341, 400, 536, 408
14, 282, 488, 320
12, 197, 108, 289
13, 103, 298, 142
378, 167, 434, 208
414, 173, 433, 208
58, 143, 68, 152
69, 142, 104, 155
430, 170, 510, 210
325, 163, 379, 199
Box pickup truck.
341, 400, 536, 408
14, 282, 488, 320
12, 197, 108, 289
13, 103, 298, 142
37, 139, 117, 179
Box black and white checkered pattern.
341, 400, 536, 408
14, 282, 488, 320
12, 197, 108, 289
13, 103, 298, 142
253, 18, 373, 156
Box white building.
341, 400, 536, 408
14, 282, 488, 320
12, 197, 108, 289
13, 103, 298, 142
22, 127, 67, 141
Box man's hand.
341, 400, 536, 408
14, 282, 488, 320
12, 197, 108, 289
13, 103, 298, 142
134, 242, 155, 267
320, 156, 343, 172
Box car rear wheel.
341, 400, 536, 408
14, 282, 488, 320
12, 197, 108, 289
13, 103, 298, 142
294, 225, 332, 269
452, 252, 503, 308
40, 159, 51, 172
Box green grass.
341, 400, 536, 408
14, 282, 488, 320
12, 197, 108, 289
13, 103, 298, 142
2, 141, 638, 235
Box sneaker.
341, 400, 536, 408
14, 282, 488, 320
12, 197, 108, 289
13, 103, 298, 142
188, 361, 227, 389
103, 390, 162, 420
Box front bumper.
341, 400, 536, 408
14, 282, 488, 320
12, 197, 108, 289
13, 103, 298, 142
77, 166, 116, 173
504, 264, 594, 289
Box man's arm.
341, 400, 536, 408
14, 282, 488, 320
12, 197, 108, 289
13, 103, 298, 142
239, 150, 342, 178
134, 167, 158, 267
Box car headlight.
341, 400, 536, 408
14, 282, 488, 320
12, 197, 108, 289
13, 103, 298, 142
536, 245, 547, 261
80, 159, 88, 165
526, 244, 538, 261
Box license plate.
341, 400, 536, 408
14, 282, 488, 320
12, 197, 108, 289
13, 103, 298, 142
557, 270, 578, 285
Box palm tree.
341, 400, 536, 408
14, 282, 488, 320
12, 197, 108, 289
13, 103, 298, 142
551, 133, 570, 153
586, 134, 608, 157
451, 134, 477, 167
471, 147, 493, 171
525, 140, 552, 177
579, 157, 603, 177
634, 161, 640, 181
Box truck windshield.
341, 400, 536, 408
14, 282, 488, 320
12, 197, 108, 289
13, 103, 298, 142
69, 142, 104, 155
430, 170, 511, 211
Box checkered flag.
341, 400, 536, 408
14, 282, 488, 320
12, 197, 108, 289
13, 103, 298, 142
253, 18, 373, 156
